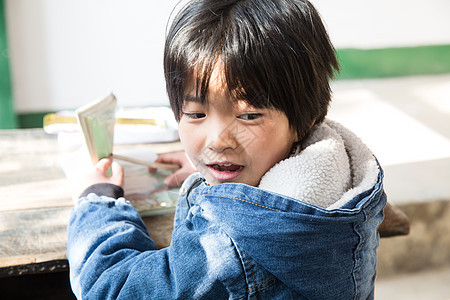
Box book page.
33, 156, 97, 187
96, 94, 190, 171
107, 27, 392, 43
76, 93, 116, 164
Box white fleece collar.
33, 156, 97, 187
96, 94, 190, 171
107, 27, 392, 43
258, 119, 379, 210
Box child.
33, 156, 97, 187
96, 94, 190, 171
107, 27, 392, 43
67, 0, 386, 299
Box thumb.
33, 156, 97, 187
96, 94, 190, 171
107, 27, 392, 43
96, 157, 112, 173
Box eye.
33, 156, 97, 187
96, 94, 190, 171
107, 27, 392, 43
238, 113, 262, 120
184, 112, 206, 119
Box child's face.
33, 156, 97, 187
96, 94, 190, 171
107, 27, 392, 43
178, 66, 298, 186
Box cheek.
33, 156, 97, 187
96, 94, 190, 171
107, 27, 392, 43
250, 125, 294, 164
178, 122, 203, 156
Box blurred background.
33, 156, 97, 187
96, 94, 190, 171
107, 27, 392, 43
1, 0, 449, 298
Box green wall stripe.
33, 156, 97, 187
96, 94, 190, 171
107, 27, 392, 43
336, 45, 450, 80
17, 112, 52, 129
0, 0, 16, 129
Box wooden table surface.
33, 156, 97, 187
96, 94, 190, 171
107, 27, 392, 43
0, 129, 181, 277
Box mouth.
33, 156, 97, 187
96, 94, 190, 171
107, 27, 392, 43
208, 163, 243, 172
206, 162, 244, 182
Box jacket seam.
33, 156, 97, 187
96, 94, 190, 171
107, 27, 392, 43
202, 194, 283, 212
354, 206, 373, 300
185, 177, 206, 209
247, 277, 277, 290
242, 251, 278, 294
243, 251, 258, 297
355, 223, 366, 299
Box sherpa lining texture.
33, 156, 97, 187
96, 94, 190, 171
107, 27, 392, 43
258, 119, 379, 210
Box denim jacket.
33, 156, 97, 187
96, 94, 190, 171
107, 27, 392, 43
68, 170, 385, 299
67, 120, 386, 299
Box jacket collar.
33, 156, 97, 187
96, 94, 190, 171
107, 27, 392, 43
259, 119, 379, 209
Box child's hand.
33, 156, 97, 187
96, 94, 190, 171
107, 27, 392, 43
149, 151, 196, 187
91, 157, 124, 187
72, 157, 124, 200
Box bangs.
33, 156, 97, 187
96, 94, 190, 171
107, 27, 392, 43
186, 53, 273, 109
175, 44, 274, 117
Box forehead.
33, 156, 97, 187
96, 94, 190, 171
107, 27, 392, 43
209, 63, 226, 88
184, 62, 227, 91
183, 62, 233, 105
181, 58, 269, 110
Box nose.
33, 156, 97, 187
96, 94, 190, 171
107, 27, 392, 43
207, 121, 239, 153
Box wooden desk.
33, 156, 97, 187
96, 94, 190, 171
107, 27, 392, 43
0, 129, 181, 277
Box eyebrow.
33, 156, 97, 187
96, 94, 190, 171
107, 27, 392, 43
183, 95, 204, 103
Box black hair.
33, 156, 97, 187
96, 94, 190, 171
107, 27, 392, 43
164, 0, 339, 140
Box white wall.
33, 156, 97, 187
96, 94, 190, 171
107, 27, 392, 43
313, 0, 450, 49
6, 0, 450, 113
6, 0, 180, 113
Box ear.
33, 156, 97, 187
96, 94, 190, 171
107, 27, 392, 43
295, 119, 316, 144
293, 131, 300, 144
290, 141, 301, 156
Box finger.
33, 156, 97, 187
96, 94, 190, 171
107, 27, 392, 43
155, 152, 183, 164
111, 161, 124, 187
96, 157, 112, 172
154, 153, 169, 163
111, 161, 124, 177
152, 154, 182, 172
163, 173, 178, 187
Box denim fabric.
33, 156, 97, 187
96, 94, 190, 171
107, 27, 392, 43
67, 164, 386, 299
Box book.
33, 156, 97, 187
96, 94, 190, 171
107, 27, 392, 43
75, 92, 117, 165
57, 92, 181, 215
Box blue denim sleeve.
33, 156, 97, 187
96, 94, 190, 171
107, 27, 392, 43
67, 193, 156, 298
67, 193, 246, 299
